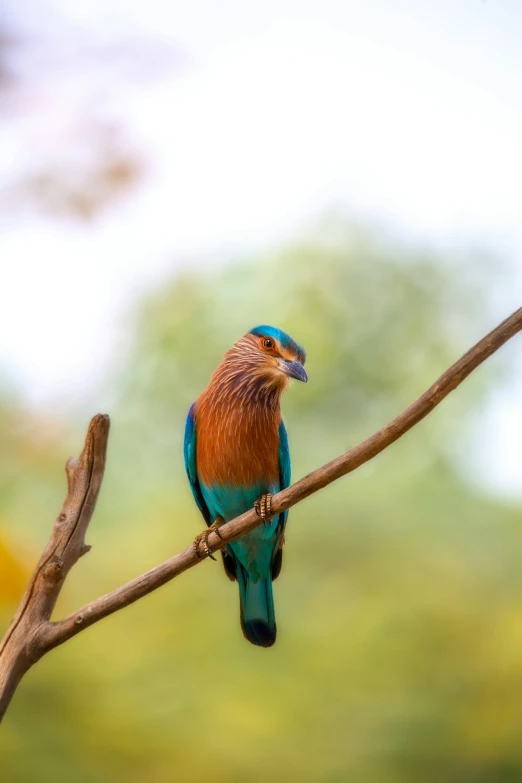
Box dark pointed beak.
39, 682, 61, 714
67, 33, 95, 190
282, 360, 308, 383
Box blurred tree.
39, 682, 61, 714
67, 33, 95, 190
1, 228, 520, 783
0, 26, 18, 90
0, 6, 185, 220
0, 525, 28, 604
0, 393, 70, 606
7, 121, 145, 221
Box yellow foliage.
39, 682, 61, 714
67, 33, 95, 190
0, 524, 30, 605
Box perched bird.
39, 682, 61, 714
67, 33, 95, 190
184, 325, 307, 647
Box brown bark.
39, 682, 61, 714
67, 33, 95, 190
1, 307, 521, 721
0, 414, 109, 720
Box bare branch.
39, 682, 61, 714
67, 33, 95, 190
1, 307, 521, 720
0, 414, 109, 720
44, 305, 522, 643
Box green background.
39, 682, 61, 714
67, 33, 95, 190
1, 227, 521, 781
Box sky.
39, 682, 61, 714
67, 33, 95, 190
0, 0, 521, 494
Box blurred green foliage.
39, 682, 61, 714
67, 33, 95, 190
1, 227, 521, 782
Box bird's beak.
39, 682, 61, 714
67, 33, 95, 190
281, 360, 308, 383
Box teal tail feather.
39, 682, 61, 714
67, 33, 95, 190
237, 564, 276, 648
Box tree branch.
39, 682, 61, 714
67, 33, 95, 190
0, 414, 109, 720
1, 307, 521, 720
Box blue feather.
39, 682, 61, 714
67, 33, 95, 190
183, 404, 212, 527
278, 419, 291, 531
184, 323, 305, 647
249, 325, 306, 364
184, 405, 292, 647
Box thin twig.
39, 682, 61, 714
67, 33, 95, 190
1, 307, 521, 721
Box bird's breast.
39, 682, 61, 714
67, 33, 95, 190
195, 401, 280, 487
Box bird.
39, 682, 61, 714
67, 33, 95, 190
184, 325, 307, 648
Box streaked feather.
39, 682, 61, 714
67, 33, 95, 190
183, 325, 305, 647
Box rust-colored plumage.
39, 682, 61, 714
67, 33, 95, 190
195, 334, 287, 488
184, 326, 307, 647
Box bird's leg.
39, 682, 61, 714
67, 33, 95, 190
254, 493, 273, 525
193, 518, 224, 560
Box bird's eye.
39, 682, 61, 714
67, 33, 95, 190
263, 338, 274, 349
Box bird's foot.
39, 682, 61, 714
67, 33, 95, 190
193, 519, 223, 560
254, 493, 273, 524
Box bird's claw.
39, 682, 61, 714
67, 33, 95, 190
193, 521, 223, 560
254, 493, 273, 524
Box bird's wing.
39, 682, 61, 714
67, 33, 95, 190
271, 419, 291, 580
278, 419, 291, 528
184, 403, 213, 527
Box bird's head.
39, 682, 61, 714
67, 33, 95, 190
228, 325, 307, 390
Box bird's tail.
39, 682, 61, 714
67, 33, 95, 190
237, 564, 276, 648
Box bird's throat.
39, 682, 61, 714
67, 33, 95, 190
195, 366, 282, 487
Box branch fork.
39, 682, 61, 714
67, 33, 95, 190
1, 307, 521, 721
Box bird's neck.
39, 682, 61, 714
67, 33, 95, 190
200, 359, 285, 415
195, 361, 282, 488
